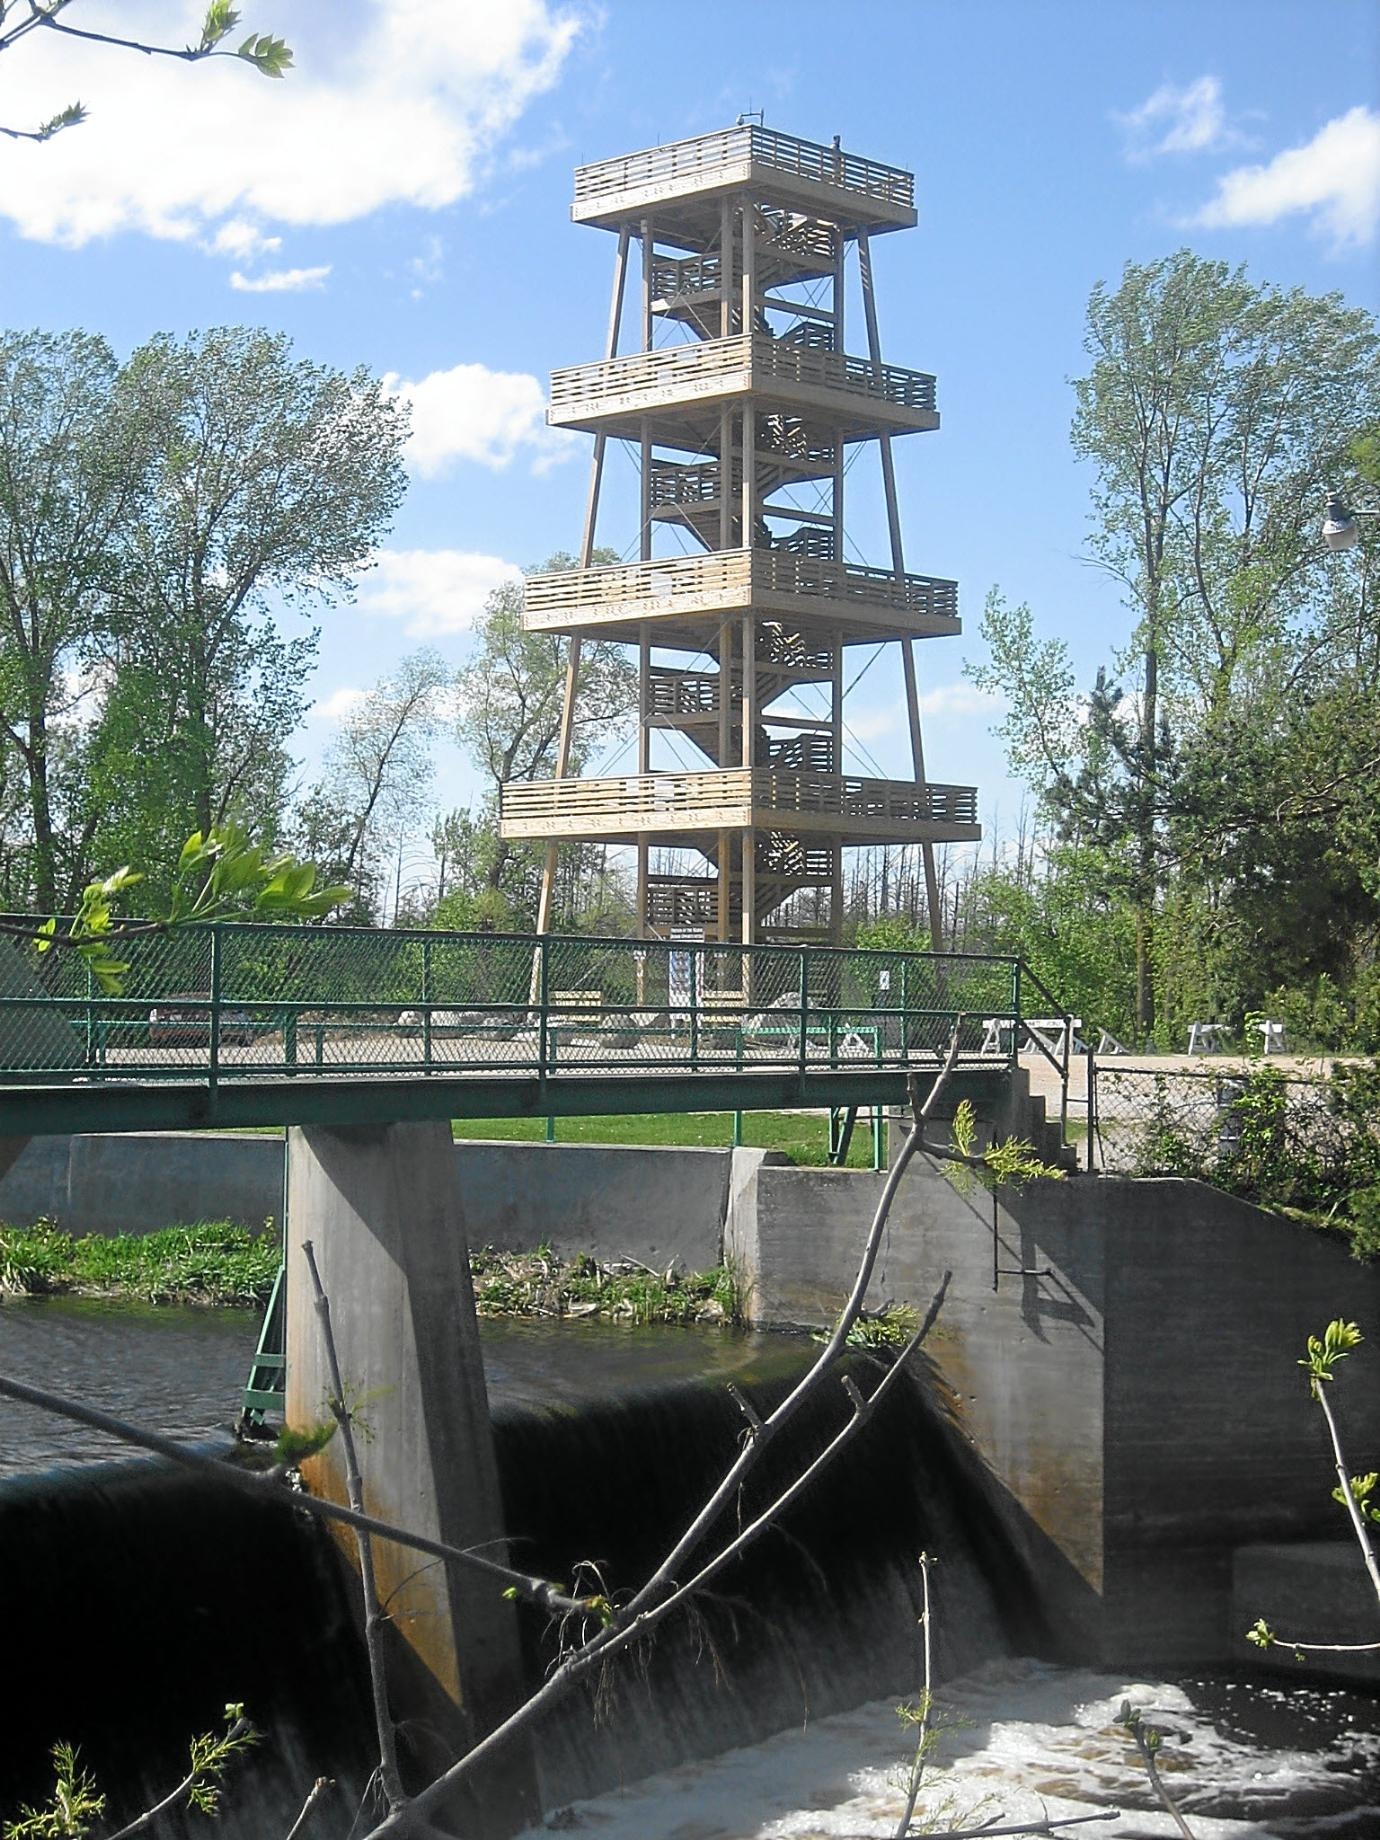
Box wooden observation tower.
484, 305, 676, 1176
499, 123, 980, 946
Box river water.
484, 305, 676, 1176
2, 1299, 1377, 1838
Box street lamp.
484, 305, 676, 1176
1322, 490, 1378, 553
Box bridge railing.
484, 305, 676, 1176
0, 922, 1023, 1087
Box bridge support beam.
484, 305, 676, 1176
285, 1121, 537, 1835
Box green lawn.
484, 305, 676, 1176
450, 1108, 885, 1167
212, 1109, 887, 1166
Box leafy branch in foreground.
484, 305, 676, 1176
9, 822, 351, 991
1248, 1319, 1380, 1658
1, 1706, 257, 1840
947, 1097, 1067, 1187
1118, 1703, 1197, 1840
0, 2, 291, 143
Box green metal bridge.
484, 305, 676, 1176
0, 921, 1072, 1135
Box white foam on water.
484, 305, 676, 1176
522, 1658, 1380, 1840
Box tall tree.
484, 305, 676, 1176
93, 326, 409, 879
976, 253, 1379, 1036
1069, 254, 1378, 1030
0, 330, 147, 909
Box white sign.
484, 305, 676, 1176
669, 926, 704, 1011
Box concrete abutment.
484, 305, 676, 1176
284, 1121, 538, 1835
6, 1098, 1375, 1686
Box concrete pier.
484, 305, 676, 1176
284, 1121, 537, 1834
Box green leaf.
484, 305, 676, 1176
199, 1, 241, 49
237, 31, 293, 76
98, 866, 142, 898
36, 102, 88, 142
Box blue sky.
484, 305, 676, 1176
3, 0, 1378, 883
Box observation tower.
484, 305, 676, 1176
499, 122, 980, 946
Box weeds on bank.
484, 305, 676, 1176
0, 1220, 280, 1306
469, 1244, 741, 1326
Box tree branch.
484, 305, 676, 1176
302, 1239, 406, 1812
361, 1035, 967, 1839
0, 1370, 595, 1617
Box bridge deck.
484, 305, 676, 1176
0, 923, 1042, 1133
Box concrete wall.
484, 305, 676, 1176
11, 1122, 1376, 1674
443, 1140, 736, 1270
0, 1132, 285, 1234
0, 1132, 741, 1269
728, 1160, 1380, 1669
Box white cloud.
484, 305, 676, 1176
230, 264, 332, 293
1190, 106, 1380, 249
409, 234, 446, 295
0, 0, 582, 250
206, 219, 281, 261
1116, 76, 1246, 161
313, 686, 370, 722
356, 548, 522, 636
384, 362, 577, 476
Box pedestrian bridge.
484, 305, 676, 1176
0, 922, 1069, 1134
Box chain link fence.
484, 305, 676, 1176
0, 923, 1026, 1088
1091, 1061, 1380, 1229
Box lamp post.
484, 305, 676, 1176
1322, 490, 1378, 553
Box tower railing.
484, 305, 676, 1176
498, 767, 979, 834
573, 125, 914, 214
548, 333, 937, 421
523, 549, 958, 629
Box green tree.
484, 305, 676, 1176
1069, 251, 1377, 1034
973, 256, 1379, 1040
0, 329, 147, 910
90, 327, 409, 888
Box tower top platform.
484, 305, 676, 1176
572, 124, 916, 244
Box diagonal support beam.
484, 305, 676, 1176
536, 225, 631, 936
858, 229, 944, 952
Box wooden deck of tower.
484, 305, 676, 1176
500, 123, 980, 946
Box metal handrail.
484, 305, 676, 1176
0, 920, 1028, 1089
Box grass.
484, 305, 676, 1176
0, 1221, 280, 1307
469, 1245, 740, 1325
200, 1110, 886, 1165
449, 1108, 884, 1166
0, 1220, 742, 1325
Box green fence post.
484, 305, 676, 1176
422, 935, 433, 1073
1012, 958, 1022, 1067
900, 957, 909, 1060
798, 948, 809, 1078
871, 1105, 883, 1171
689, 940, 699, 1072
284, 1007, 297, 1074
208, 923, 222, 1101
537, 935, 550, 1076
1086, 1044, 1097, 1173
84, 960, 95, 1066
